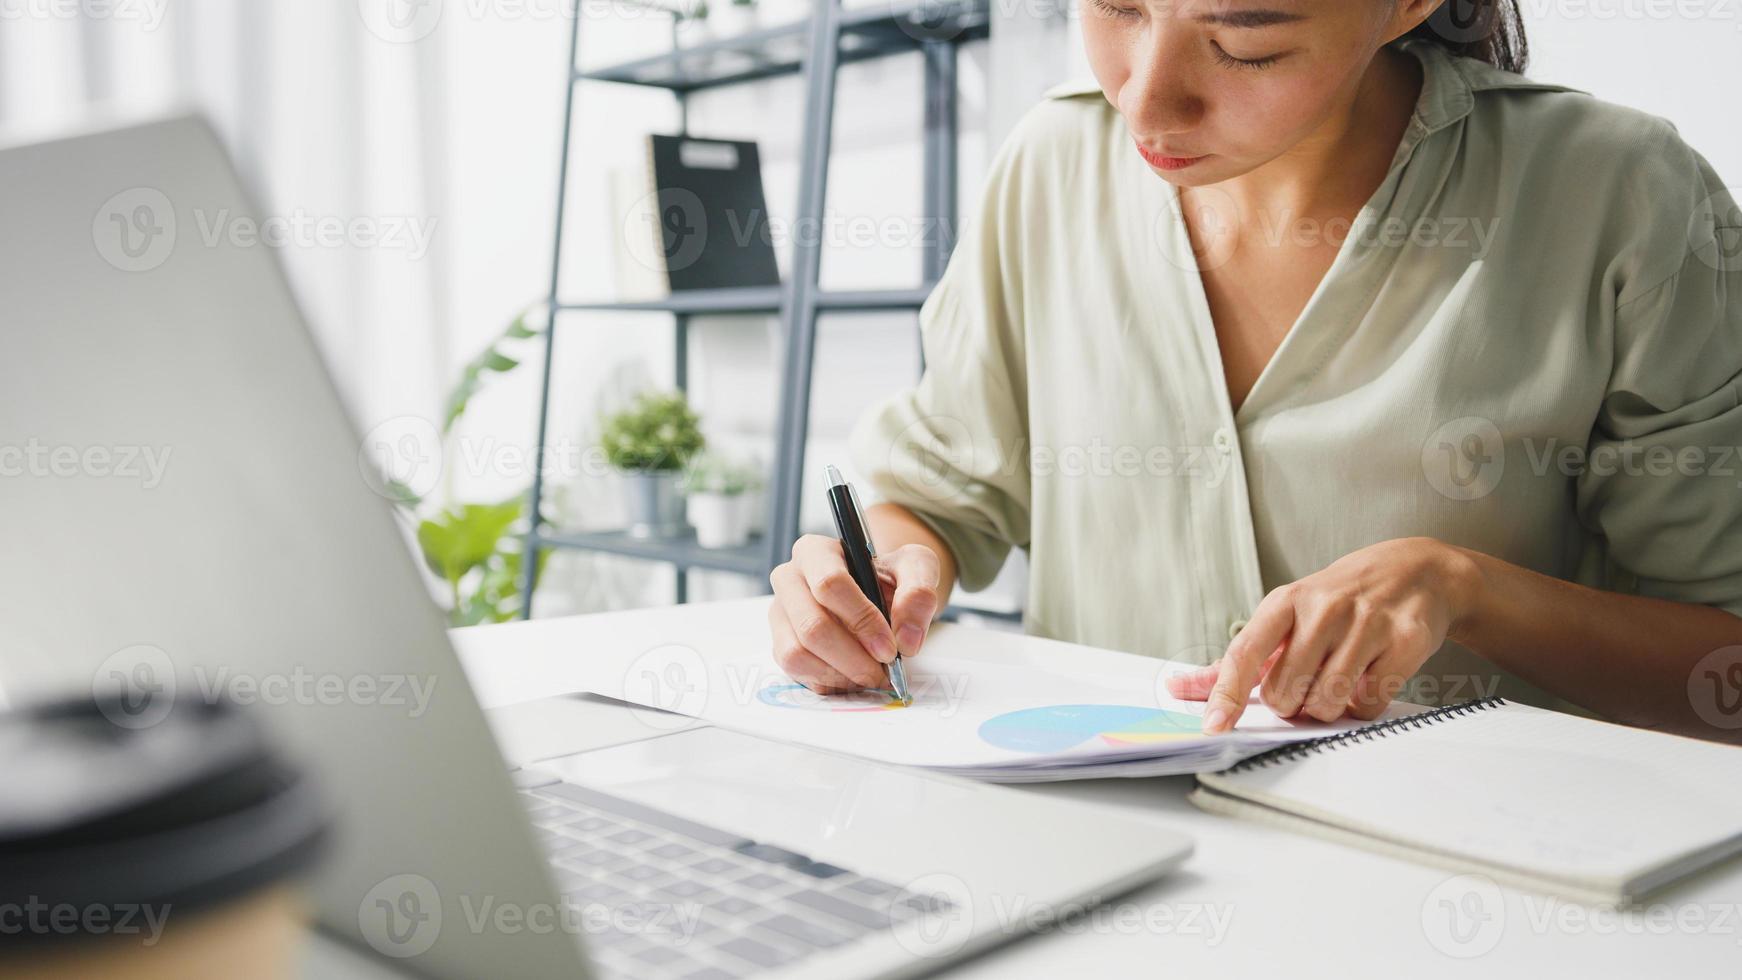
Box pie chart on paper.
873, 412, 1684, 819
977, 704, 1204, 754
756, 682, 908, 712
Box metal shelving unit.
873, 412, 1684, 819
520, 0, 992, 617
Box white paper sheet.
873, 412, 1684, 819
502, 603, 1393, 781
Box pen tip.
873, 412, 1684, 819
824, 464, 844, 486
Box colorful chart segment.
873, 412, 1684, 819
977, 704, 1203, 754
756, 683, 907, 713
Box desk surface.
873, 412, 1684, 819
306, 599, 1742, 979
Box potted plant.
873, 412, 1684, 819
683, 452, 761, 549
599, 391, 705, 539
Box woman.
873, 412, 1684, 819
768, 0, 1742, 740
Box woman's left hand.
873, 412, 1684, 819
1166, 537, 1481, 733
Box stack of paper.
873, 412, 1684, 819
513, 602, 1396, 783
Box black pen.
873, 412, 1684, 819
823, 464, 911, 705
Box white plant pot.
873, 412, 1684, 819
689, 492, 752, 549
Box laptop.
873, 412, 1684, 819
0, 114, 1192, 979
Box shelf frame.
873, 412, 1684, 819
520, 0, 983, 617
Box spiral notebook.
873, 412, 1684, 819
1191, 698, 1742, 904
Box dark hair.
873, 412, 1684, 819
1402, 0, 1529, 74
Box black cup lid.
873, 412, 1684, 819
0, 695, 330, 945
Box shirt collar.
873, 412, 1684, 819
1399, 39, 1586, 135
1399, 40, 1476, 135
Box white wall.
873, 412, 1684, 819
1525, 4, 1741, 184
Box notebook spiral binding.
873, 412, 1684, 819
1223, 696, 1508, 774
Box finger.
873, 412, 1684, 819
1302, 624, 1389, 723
1350, 644, 1417, 720
1259, 599, 1348, 719
1165, 663, 1220, 701
768, 601, 860, 693
771, 565, 887, 689
1204, 588, 1296, 734
1165, 645, 1282, 701
884, 545, 942, 657
792, 534, 898, 664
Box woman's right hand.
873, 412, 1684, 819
769, 534, 942, 693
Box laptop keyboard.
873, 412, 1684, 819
517, 780, 954, 979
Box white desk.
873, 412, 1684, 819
306, 598, 1742, 979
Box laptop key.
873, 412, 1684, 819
680, 967, 742, 980
654, 880, 717, 900
733, 872, 787, 892
756, 912, 855, 948
705, 896, 757, 916
842, 876, 898, 898
714, 936, 796, 969
594, 927, 652, 952
689, 857, 738, 876
647, 841, 696, 860
617, 864, 668, 882
787, 888, 891, 930
607, 828, 654, 845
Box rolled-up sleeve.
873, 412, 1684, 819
1576, 147, 1742, 616
848, 140, 1033, 592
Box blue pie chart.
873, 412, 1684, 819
977, 704, 1203, 754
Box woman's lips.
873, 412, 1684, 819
1134, 139, 1208, 171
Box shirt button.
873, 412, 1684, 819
1228, 618, 1248, 640
1212, 429, 1233, 454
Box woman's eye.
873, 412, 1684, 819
1211, 42, 1283, 70
1089, 0, 1141, 18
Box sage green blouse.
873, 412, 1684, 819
849, 41, 1742, 709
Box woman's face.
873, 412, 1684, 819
1082, 0, 1425, 186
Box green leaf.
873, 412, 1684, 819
385, 478, 423, 509
416, 497, 525, 583
444, 307, 543, 434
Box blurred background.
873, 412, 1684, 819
4, 0, 1736, 625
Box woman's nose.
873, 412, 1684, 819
1121, 41, 1205, 137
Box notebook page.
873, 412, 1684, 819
1211, 703, 1742, 883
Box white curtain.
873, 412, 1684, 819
0, 0, 450, 437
